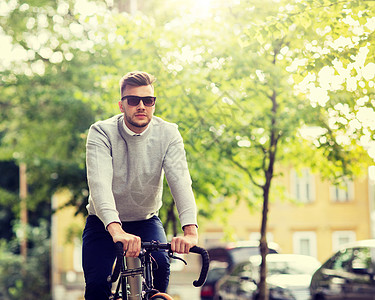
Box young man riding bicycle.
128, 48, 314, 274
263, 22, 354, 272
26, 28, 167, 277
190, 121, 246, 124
82, 71, 198, 300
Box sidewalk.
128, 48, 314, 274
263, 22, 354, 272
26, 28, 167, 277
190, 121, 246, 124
168, 269, 201, 300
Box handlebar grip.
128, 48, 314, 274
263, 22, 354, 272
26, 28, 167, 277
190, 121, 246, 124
107, 241, 124, 283
189, 246, 210, 287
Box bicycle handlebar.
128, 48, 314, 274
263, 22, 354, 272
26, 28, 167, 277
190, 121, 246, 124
108, 241, 210, 287
188, 245, 210, 287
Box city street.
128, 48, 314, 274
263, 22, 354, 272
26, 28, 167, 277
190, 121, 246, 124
168, 270, 201, 300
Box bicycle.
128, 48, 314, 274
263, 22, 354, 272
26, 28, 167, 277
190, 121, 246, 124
107, 240, 210, 300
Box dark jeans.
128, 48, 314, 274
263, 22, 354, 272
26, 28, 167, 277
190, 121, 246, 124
82, 215, 170, 300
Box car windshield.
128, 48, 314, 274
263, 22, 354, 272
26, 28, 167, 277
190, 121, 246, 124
206, 267, 227, 282
267, 259, 320, 275
230, 247, 278, 265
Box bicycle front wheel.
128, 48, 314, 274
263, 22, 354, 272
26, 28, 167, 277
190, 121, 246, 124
150, 292, 174, 300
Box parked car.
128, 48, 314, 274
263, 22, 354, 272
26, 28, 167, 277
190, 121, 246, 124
200, 241, 280, 300
310, 239, 375, 300
200, 262, 228, 300
216, 254, 321, 300
207, 241, 280, 270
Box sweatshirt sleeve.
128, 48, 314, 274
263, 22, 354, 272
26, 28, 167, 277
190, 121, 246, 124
163, 127, 198, 228
86, 124, 121, 228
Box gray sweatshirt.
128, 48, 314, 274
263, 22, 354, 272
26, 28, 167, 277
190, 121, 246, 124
85, 114, 197, 229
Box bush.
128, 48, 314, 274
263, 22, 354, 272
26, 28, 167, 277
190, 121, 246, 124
0, 221, 51, 300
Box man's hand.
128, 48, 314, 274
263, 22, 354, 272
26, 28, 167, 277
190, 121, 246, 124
171, 224, 198, 254
107, 222, 141, 257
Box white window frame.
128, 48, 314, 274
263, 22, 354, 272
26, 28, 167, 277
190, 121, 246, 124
293, 231, 317, 258
290, 168, 316, 203
330, 179, 354, 203
332, 230, 356, 252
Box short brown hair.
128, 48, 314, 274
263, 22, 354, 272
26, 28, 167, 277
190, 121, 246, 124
119, 71, 156, 96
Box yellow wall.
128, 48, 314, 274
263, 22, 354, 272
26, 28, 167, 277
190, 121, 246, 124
52, 190, 85, 287
200, 168, 373, 263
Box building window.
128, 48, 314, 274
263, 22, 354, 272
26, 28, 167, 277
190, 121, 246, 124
291, 168, 315, 203
293, 231, 317, 257
332, 231, 356, 252
330, 179, 354, 202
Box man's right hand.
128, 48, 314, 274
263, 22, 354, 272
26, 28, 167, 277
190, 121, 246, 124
107, 222, 141, 257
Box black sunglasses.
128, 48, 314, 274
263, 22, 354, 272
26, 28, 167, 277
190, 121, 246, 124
121, 95, 156, 107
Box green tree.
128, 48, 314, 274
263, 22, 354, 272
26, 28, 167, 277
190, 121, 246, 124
0, 0, 107, 296
146, 1, 373, 299
289, 0, 375, 164
0, 0, 103, 222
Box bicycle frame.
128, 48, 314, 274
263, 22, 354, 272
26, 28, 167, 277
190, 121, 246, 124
112, 256, 143, 300
108, 241, 210, 300
124, 248, 159, 300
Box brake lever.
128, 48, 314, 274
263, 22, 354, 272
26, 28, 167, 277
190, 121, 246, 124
168, 251, 187, 265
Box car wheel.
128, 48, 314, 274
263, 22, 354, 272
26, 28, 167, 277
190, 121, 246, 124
313, 294, 325, 300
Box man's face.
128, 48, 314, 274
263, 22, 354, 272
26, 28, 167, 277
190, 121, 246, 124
118, 85, 155, 133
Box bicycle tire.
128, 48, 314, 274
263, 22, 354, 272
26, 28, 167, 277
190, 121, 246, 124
150, 292, 174, 300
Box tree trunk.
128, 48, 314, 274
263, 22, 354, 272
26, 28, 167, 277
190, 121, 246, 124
258, 87, 279, 300
19, 162, 28, 262
258, 185, 270, 300
116, 0, 138, 14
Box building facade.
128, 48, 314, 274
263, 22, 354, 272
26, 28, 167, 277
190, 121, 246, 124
200, 167, 375, 263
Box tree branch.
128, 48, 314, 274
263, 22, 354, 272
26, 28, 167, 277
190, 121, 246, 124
227, 156, 264, 189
